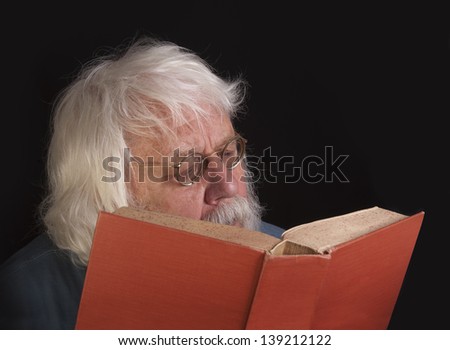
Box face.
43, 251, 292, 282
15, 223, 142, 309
126, 111, 260, 229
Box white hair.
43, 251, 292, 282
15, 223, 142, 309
39, 37, 248, 266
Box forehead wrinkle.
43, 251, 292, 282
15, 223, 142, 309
127, 111, 235, 159
174, 117, 235, 155
175, 131, 236, 158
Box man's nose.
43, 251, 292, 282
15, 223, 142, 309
203, 157, 238, 205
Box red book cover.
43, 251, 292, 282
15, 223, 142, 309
75, 206, 424, 330
246, 212, 424, 329
75, 212, 268, 329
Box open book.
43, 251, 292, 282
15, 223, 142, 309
75, 206, 424, 330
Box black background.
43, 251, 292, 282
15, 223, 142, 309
2, 3, 449, 329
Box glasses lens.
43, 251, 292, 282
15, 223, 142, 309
174, 136, 245, 185
222, 136, 245, 169
175, 154, 203, 184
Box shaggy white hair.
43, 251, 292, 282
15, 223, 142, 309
39, 37, 261, 267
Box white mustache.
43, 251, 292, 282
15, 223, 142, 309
202, 195, 262, 231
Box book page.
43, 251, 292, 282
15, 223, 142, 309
281, 206, 407, 254
270, 240, 319, 256
113, 206, 280, 251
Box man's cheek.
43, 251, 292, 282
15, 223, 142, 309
235, 169, 248, 197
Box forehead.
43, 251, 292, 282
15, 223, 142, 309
128, 112, 236, 158
175, 115, 235, 152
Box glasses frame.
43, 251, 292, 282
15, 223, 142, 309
173, 133, 247, 186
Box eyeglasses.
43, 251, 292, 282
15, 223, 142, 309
173, 134, 246, 186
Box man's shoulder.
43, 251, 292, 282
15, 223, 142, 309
259, 221, 285, 238
2, 235, 52, 272
1, 233, 86, 287
1, 234, 76, 277
0, 234, 86, 330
